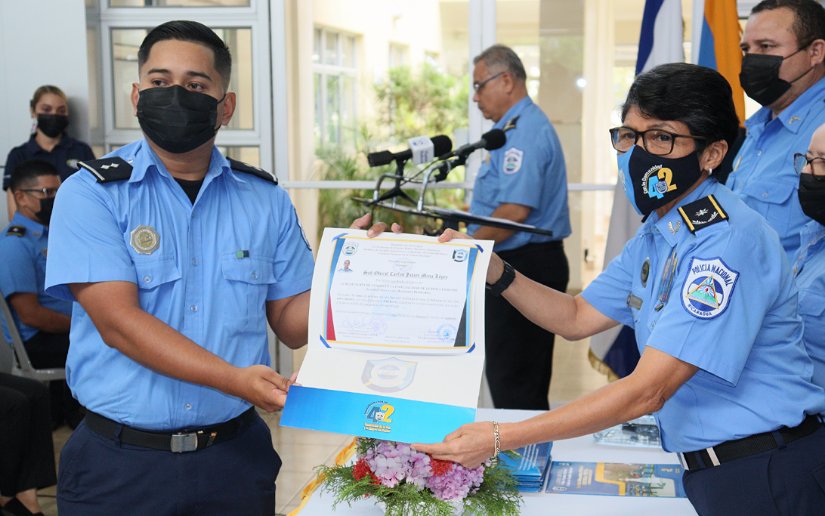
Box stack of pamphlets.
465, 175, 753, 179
546, 461, 686, 497
592, 414, 661, 448
499, 441, 553, 492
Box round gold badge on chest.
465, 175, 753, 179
130, 225, 160, 255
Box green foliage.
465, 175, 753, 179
316, 63, 470, 238
316, 459, 522, 516
373, 63, 469, 143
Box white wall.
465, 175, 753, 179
0, 0, 90, 227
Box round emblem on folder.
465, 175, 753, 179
130, 225, 160, 255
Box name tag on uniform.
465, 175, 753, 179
627, 293, 643, 310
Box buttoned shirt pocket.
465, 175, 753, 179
133, 257, 181, 318
220, 255, 277, 330
134, 257, 181, 290
739, 179, 796, 235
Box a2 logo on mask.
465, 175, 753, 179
617, 146, 701, 217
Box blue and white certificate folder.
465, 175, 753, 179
281, 229, 493, 443
499, 441, 553, 492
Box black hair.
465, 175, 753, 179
621, 63, 740, 151
10, 160, 59, 192
138, 20, 232, 87
751, 0, 825, 47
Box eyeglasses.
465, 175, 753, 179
793, 153, 825, 179
20, 187, 59, 198
473, 72, 505, 93
609, 127, 706, 156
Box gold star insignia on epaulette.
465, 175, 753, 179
503, 116, 519, 131
6, 225, 26, 237
678, 195, 728, 234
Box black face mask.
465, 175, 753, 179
37, 114, 69, 138
799, 174, 825, 226
136, 86, 223, 154
35, 197, 55, 226
739, 49, 812, 106
617, 145, 702, 217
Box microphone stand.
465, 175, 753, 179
370, 157, 416, 207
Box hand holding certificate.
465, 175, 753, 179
282, 228, 493, 443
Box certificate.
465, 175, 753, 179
281, 228, 493, 443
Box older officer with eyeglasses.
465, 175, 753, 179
791, 124, 825, 390
417, 63, 825, 516
468, 44, 571, 412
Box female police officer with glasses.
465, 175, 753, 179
416, 63, 825, 515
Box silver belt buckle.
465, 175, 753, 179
677, 452, 689, 471
170, 432, 199, 453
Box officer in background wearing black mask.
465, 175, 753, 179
727, 0, 825, 260
0, 159, 81, 430
791, 122, 825, 391
3, 85, 95, 221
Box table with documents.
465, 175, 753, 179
291, 408, 698, 515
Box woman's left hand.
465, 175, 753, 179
413, 421, 497, 469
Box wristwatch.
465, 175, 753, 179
487, 260, 515, 296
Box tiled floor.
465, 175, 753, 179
36, 336, 608, 516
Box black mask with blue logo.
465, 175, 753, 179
617, 145, 702, 217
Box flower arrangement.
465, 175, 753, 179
317, 437, 522, 515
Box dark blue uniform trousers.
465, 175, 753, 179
57, 412, 281, 516
683, 425, 825, 515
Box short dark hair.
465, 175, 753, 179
621, 63, 740, 151
10, 160, 59, 192
138, 20, 232, 87
473, 44, 527, 83
751, 0, 825, 47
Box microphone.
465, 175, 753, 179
432, 129, 507, 182
367, 135, 453, 167
444, 128, 506, 160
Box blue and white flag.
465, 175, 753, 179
588, 0, 684, 380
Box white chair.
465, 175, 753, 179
0, 289, 66, 381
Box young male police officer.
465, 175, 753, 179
729, 0, 825, 257
468, 44, 571, 410
44, 21, 387, 516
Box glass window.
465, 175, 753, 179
110, 0, 249, 6
313, 27, 358, 150
389, 43, 409, 68
111, 27, 254, 130
216, 146, 260, 167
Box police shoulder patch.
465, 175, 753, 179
503, 115, 520, 132
78, 157, 133, 183
229, 158, 278, 185
503, 147, 524, 174
681, 257, 739, 319
6, 225, 26, 237
677, 195, 728, 234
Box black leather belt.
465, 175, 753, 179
84, 407, 256, 453
678, 414, 822, 471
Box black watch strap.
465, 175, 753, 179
487, 260, 515, 297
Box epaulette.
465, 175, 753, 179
78, 157, 133, 183
503, 115, 519, 132
228, 158, 278, 185
6, 226, 26, 237
678, 194, 729, 234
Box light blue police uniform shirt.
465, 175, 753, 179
44, 140, 315, 430
468, 97, 571, 252
0, 212, 72, 342
726, 77, 825, 258
793, 220, 825, 389
582, 179, 825, 452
